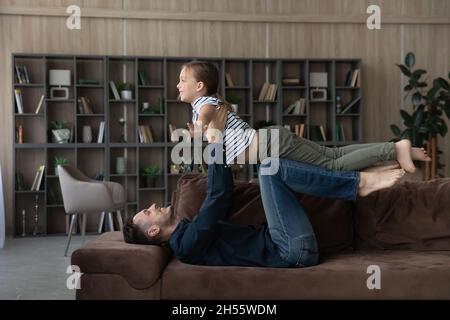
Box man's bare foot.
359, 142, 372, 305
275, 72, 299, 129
411, 147, 432, 162
358, 169, 405, 197
364, 163, 401, 172
395, 140, 416, 173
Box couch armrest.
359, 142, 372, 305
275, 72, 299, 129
71, 232, 171, 290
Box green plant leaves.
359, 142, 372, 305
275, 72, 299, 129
412, 92, 422, 108
405, 52, 415, 68
437, 77, 450, 91
400, 109, 413, 126
397, 64, 411, 77
390, 124, 401, 136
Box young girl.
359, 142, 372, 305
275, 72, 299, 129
177, 60, 431, 172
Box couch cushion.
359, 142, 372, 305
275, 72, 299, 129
71, 231, 170, 290
354, 178, 450, 250
161, 251, 450, 299
173, 173, 354, 255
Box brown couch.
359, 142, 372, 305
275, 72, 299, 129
72, 174, 450, 299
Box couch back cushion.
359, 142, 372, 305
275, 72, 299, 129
354, 177, 450, 250
172, 174, 354, 255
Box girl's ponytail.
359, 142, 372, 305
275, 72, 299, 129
211, 93, 233, 113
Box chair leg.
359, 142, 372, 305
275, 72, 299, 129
116, 210, 124, 231
98, 211, 105, 234
81, 213, 87, 245
65, 214, 77, 257
108, 212, 114, 231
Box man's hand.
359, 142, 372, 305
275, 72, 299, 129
205, 106, 228, 143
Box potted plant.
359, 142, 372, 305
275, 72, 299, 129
141, 165, 160, 188
391, 52, 450, 179
226, 94, 242, 113
118, 82, 133, 100
53, 157, 68, 176
50, 121, 71, 144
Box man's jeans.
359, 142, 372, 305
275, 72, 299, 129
258, 158, 360, 267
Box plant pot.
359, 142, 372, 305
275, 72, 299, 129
121, 90, 133, 100
51, 129, 70, 144
55, 166, 59, 177
231, 104, 239, 113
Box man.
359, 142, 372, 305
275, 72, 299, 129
124, 110, 405, 268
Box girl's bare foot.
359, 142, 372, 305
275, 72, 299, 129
358, 169, 405, 197
411, 147, 432, 162
395, 140, 416, 173
364, 163, 401, 172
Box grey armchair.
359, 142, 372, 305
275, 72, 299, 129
58, 165, 125, 256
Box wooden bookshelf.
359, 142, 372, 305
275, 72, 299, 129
12, 54, 362, 236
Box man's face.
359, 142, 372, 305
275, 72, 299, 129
176, 67, 203, 103
133, 203, 173, 232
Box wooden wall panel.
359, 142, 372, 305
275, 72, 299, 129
126, 20, 267, 57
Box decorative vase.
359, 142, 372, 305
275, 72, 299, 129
121, 90, 132, 100
116, 157, 126, 175
82, 126, 92, 143
52, 129, 70, 144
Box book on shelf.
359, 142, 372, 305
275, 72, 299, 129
14, 89, 24, 114
225, 73, 235, 87
139, 125, 154, 143
35, 94, 45, 114
345, 69, 360, 87
97, 121, 105, 143
339, 96, 361, 114
168, 123, 177, 142
258, 83, 270, 101
294, 123, 306, 138
310, 125, 326, 141
336, 122, 346, 141
80, 96, 94, 114
109, 80, 120, 100
319, 126, 327, 141
138, 71, 150, 86
78, 78, 100, 85
30, 165, 45, 191
258, 83, 278, 102
17, 125, 23, 144
282, 78, 300, 85
15, 65, 30, 84
284, 98, 306, 115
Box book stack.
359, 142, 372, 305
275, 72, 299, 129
138, 125, 154, 143
31, 165, 45, 191
77, 96, 94, 114
257, 83, 278, 102
345, 69, 360, 87
294, 123, 306, 138
15, 65, 30, 84
283, 98, 306, 115
282, 78, 300, 85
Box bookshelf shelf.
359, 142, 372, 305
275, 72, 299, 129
12, 54, 362, 236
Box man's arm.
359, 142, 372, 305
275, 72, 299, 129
175, 144, 234, 259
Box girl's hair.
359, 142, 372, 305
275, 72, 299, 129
181, 60, 233, 112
